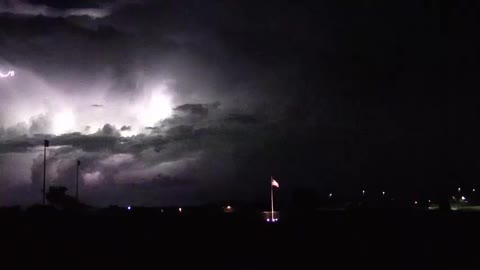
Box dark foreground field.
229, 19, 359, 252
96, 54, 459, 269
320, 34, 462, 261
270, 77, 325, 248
0, 208, 478, 269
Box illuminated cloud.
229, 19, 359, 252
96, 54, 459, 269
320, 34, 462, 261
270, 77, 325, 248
83, 171, 102, 185
0, 0, 111, 18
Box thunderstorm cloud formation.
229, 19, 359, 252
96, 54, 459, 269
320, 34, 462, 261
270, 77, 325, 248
0, 1, 476, 206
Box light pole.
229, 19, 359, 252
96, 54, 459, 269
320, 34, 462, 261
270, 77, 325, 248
76, 160, 80, 201
43, 139, 49, 205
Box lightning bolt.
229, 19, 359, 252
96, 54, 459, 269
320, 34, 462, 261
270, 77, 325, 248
0, 71, 15, 78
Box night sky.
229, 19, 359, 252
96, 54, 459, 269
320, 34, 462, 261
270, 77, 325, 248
0, 0, 477, 206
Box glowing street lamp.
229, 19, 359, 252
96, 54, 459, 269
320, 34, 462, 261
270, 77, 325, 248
382, 191, 385, 196
329, 193, 333, 198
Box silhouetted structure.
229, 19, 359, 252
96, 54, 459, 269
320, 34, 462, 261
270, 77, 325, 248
46, 186, 85, 209
76, 160, 80, 201
43, 139, 49, 205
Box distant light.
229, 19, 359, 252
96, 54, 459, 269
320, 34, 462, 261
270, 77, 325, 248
267, 218, 270, 222
127, 206, 131, 211
452, 196, 455, 200
461, 196, 466, 201
362, 190, 365, 195
178, 207, 182, 213
329, 193, 333, 197
382, 191, 385, 196
428, 200, 431, 203
414, 201, 418, 205
473, 189, 476, 192
226, 205, 232, 209
161, 209, 164, 213
458, 187, 461, 192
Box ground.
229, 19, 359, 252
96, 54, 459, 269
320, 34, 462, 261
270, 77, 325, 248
0, 207, 478, 269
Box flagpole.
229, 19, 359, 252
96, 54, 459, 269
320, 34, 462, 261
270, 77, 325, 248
271, 181, 274, 221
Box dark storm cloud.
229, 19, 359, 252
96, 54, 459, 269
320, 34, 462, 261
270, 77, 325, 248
224, 113, 259, 125
0, 0, 109, 18
0, 0, 475, 206
174, 104, 210, 117
0, 0, 138, 18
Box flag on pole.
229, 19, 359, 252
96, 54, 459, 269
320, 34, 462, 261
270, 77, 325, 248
44, 140, 49, 147
77, 160, 81, 166
271, 177, 279, 188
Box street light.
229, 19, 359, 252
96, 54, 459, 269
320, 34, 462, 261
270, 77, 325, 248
43, 140, 49, 205
76, 160, 80, 201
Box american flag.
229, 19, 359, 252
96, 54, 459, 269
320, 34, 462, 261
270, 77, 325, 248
271, 177, 279, 188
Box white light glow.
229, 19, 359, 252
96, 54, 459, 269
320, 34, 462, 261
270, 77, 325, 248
52, 110, 75, 135
329, 193, 333, 197
137, 84, 173, 127
127, 206, 131, 210
0, 70, 14, 78
178, 207, 182, 213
